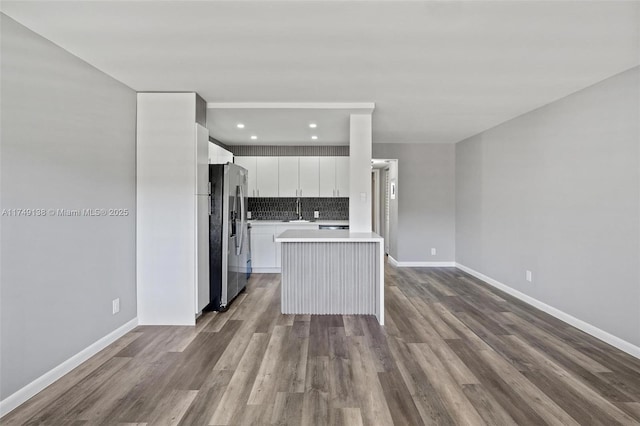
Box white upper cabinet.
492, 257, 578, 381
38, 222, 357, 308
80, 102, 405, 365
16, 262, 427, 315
236, 155, 346, 198
236, 156, 279, 197
298, 157, 320, 197
335, 157, 350, 197
319, 157, 336, 197
235, 157, 278, 197
256, 157, 279, 197
234, 156, 257, 196
209, 143, 234, 165
280, 156, 320, 197
319, 157, 349, 197
278, 157, 299, 197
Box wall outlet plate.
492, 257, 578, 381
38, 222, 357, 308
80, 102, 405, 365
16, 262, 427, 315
526, 270, 533, 282
112, 298, 120, 315
314, 211, 319, 218
247, 211, 252, 219
431, 248, 437, 256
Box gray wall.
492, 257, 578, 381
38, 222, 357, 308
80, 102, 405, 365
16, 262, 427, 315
456, 67, 640, 346
373, 144, 456, 262
0, 15, 137, 399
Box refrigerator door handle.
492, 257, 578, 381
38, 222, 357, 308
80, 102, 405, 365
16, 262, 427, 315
236, 185, 245, 255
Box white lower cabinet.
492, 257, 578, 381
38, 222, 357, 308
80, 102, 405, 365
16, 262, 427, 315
251, 225, 277, 271
250, 223, 320, 272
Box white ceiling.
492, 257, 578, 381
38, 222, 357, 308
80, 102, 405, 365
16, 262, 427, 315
207, 105, 372, 145
2, 1, 638, 144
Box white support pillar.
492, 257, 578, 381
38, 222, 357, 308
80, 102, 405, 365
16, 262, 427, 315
349, 114, 373, 233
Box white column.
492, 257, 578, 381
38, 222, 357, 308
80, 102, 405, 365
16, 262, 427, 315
349, 114, 372, 232
137, 93, 198, 325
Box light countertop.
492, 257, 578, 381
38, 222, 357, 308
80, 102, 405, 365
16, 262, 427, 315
275, 229, 383, 242
249, 220, 349, 226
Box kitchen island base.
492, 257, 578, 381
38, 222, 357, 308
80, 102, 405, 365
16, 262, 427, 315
276, 230, 384, 324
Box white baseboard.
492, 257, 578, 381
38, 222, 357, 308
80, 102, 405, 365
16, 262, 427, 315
455, 263, 640, 360
0, 317, 139, 418
388, 255, 455, 268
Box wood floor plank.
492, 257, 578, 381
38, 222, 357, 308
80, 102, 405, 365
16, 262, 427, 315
145, 389, 197, 426
333, 407, 364, 426
506, 334, 639, 425
22, 357, 133, 425
377, 370, 425, 426
301, 356, 330, 424
476, 345, 580, 425
447, 339, 551, 425
0, 332, 141, 426
408, 343, 486, 425
6, 266, 640, 425
208, 333, 270, 425
615, 402, 640, 422
247, 325, 289, 405
461, 383, 517, 426
176, 370, 233, 426
347, 336, 394, 426
270, 392, 304, 425
503, 311, 613, 374
385, 337, 456, 425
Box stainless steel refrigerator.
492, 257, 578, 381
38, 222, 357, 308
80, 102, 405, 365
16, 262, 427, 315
207, 163, 249, 311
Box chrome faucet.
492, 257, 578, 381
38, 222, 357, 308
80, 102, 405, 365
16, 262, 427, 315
296, 197, 302, 220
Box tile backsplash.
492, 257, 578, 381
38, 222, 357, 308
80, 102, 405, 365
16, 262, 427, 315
248, 197, 349, 221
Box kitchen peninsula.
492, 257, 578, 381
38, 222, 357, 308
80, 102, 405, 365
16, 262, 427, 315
275, 229, 384, 324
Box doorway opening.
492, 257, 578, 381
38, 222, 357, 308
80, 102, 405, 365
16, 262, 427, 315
371, 159, 397, 255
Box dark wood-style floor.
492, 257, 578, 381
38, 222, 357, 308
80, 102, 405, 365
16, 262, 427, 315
4, 264, 640, 425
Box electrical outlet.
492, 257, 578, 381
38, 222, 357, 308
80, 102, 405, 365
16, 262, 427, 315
112, 298, 120, 315
314, 210, 319, 219
526, 270, 533, 283
247, 211, 252, 219
431, 248, 437, 256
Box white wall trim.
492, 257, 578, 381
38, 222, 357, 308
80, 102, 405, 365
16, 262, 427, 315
388, 255, 455, 268
207, 102, 375, 112
455, 263, 640, 360
0, 318, 139, 418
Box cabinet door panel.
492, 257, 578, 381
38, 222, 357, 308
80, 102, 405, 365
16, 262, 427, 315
319, 157, 336, 197
336, 157, 350, 197
256, 157, 279, 197
251, 233, 277, 268
298, 157, 319, 197
278, 157, 299, 197
235, 157, 257, 197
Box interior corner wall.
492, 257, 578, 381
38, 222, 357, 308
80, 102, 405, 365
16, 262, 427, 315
349, 114, 373, 233
0, 15, 137, 400
372, 143, 456, 262
455, 66, 640, 347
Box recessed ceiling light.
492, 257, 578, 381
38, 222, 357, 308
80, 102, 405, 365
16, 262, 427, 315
309, 123, 317, 128
250, 135, 258, 140
311, 135, 318, 140
237, 123, 245, 129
